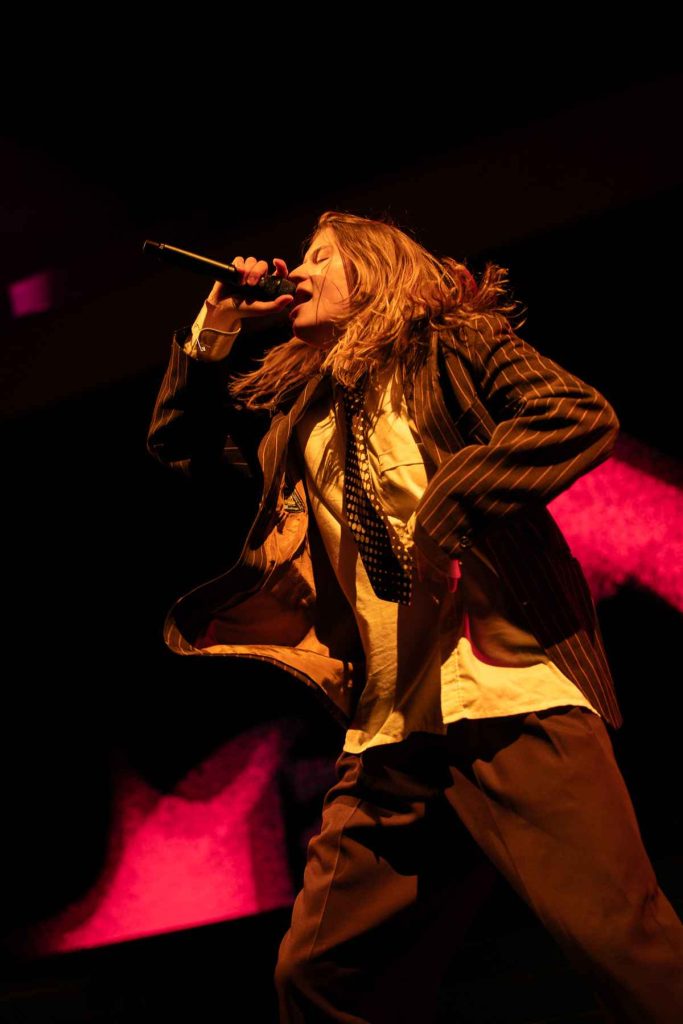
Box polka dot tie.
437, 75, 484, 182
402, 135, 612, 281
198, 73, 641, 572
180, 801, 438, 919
337, 379, 414, 605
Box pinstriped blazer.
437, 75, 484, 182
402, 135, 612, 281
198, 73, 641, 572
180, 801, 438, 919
146, 311, 623, 731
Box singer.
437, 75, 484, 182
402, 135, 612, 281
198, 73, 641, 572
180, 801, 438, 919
146, 210, 683, 1022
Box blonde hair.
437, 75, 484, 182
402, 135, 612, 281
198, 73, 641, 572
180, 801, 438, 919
227, 209, 526, 412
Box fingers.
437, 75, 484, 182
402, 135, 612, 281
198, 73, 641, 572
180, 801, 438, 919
208, 256, 293, 318
231, 255, 269, 287
232, 256, 290, 284
273, 292, 295, 309
272, 257, 289, 278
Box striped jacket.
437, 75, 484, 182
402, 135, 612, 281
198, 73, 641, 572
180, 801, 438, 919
146, 312, 623, 730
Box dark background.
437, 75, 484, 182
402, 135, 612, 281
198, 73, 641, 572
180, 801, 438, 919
1, 52, 681, 1021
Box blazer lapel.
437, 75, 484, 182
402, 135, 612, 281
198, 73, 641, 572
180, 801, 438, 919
407, 330, 475, 474
249, 324, 517, 550
250, 369, 333, 542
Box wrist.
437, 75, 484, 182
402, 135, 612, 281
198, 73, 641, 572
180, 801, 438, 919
412, 513, 473, 569
203, 301, 242, 335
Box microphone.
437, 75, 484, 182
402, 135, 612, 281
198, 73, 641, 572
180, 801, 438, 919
142, 240, 297, 301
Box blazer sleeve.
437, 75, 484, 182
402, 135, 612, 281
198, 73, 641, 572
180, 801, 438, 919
145, 324, 271, 496
411, 311, 620, 563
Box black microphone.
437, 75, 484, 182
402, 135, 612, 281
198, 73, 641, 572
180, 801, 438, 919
142, 240, 297, 300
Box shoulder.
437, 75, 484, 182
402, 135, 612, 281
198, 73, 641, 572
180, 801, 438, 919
441, 313, 520, 375
447, 312, 512, 349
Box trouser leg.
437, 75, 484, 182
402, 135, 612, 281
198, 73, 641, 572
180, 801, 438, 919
441, 705, 683, 1024
274, 737, 498, 1023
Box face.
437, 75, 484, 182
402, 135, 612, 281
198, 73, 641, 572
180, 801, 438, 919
286, 228, 351, 348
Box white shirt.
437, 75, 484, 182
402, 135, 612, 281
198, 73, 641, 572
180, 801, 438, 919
293, 359, 600, 754
185, 302, 600, 754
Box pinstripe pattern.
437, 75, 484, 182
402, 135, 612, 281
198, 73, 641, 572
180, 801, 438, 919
406, 313, 621, 727
412, 313, 620, 552
146, 326, 268, 486
147, 315, 623, 729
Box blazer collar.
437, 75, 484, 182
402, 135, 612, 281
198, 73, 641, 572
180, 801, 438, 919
252, 369, 333, 535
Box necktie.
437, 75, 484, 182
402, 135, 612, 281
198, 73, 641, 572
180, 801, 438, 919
337, 379, 414, 605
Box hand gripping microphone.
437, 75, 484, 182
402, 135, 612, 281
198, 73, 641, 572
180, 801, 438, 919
142, 240, 297, 301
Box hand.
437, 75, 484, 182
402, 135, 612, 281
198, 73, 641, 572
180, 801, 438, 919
204, 256, 294, 331
414, 545, 462, 593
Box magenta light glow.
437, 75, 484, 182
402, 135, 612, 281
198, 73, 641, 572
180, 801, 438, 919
5, 721, 298, 956
548, 434, 683, 610
2, 433, 680, 958
7, 269, 63, 318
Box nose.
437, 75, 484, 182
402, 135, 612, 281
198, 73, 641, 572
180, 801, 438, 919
287, 261, 309, 284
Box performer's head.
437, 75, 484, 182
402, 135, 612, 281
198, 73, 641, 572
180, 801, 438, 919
227, 209, 521, 412
287, 210, 479, 355
286, 223, 351, 350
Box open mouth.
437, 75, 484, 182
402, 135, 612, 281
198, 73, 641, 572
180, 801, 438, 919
289, 292, 312, 316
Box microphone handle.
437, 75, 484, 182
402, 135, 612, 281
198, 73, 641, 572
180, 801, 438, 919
142, 240, 297, 300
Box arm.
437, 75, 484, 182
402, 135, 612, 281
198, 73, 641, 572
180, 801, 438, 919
145, 308, 270, 495
178, 300, 243, 362
409, 311, 620, 564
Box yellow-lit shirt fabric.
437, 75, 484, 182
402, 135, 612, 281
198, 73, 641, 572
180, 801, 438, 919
293, 360, 600, 755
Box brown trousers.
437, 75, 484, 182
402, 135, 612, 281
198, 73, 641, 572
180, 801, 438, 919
274, 707, 683, 1023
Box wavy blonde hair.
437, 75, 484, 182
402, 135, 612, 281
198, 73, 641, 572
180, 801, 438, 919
227, 209, 526, 412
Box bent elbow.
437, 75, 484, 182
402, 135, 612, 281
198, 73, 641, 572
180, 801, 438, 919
145, 437, 191, 479
587, 399, 620, 473
145, 435, 166, 465
601, 398, 620, 448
